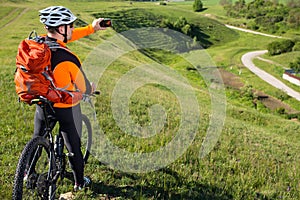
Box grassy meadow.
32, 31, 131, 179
0, 0, 300, 199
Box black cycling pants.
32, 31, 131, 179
33, 104, 84, 185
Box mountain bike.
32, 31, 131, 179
12, 93, 98, 200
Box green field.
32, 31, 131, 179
1, 0, 300, 199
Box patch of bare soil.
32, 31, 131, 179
218, 68, 298, 114
219, 68, 244, 89
255, 90, 297, 113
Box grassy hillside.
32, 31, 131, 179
0, 0, 299, 199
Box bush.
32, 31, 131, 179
287, 8, 300, 28
193, 0, 203, 12
293, 42, 300, 51
289, 57, 300, 73
287, 112, 300, 120
173, 16, 188, 31
274, 90, 290, 101
240, 85, 255, 100
247, 21, 259, 30
267, 39, 295, 56
276, 107, 286, 115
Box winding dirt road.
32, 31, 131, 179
241, 50, 300, 101
224, 24, 300, 101
225, 25, 284, 39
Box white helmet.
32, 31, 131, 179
39, 6, 77, 27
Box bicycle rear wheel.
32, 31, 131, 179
12, 136, 57, 200
81, 114, 92, 164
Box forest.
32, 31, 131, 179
221, 0, 300, 34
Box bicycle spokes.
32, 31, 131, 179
22, 144, 55, 199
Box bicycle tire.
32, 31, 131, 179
81, 114, 92, 164
12, 136, 57, 200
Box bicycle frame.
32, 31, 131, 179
31, 97, 66, 188
13, 93, 98, 199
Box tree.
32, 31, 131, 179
267, 39, 295, 55
293, 42, 300, 51
222, 0, 298, 34
289, 57, 300, 73
193, 0, 203, 12
287, 0, 300, 8
287, 8, 300, 28
234, 0, 246, 10
174, 16, 188, 31
182, 24, 192, 35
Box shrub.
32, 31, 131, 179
276, 107, 286, 115
287, 112, 300, 120
293, 42, 300, 51
160, 18, 172, 28
173, 16, 188, 31
181, 24, 192, 35
287, 8, 300, 28
289, 57, 300, 73
274, 90, 290, 101
240, 85, 255, 100
267, 39, 295, 55
247, 21, 259, 30
193, 0, 203, 12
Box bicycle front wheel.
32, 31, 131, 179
12, 136, 57, 200
81, 114, 92, 164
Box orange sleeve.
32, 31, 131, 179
53, 61, 87, 93
68, 24, 95, 42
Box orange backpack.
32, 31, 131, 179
14, 31, 82, 104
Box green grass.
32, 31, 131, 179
252, 58, 294, 89
263, 51, 300, 67
1, 0, 300, 199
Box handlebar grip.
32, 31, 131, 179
30, 96, 50, 105
93, 91, 100, 95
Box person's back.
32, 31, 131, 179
35, 5, 107, 191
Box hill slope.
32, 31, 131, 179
0, 1, 299, 199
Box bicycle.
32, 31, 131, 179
12, 92, 98, 200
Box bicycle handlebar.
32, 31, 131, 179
30, 96, 52, 105
93, 91, 101, 95
82, 90, 100, 105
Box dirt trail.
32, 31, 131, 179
0, 8, 30, 30
225, 25, 300, 102
225, 24, 285, 39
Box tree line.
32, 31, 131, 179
219, 0, 300, 73
220, 0, 300, 34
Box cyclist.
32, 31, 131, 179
35, 6, 106, 191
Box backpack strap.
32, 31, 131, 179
45, 40, 60, 49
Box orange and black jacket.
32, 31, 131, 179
47, 24, 95, 108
